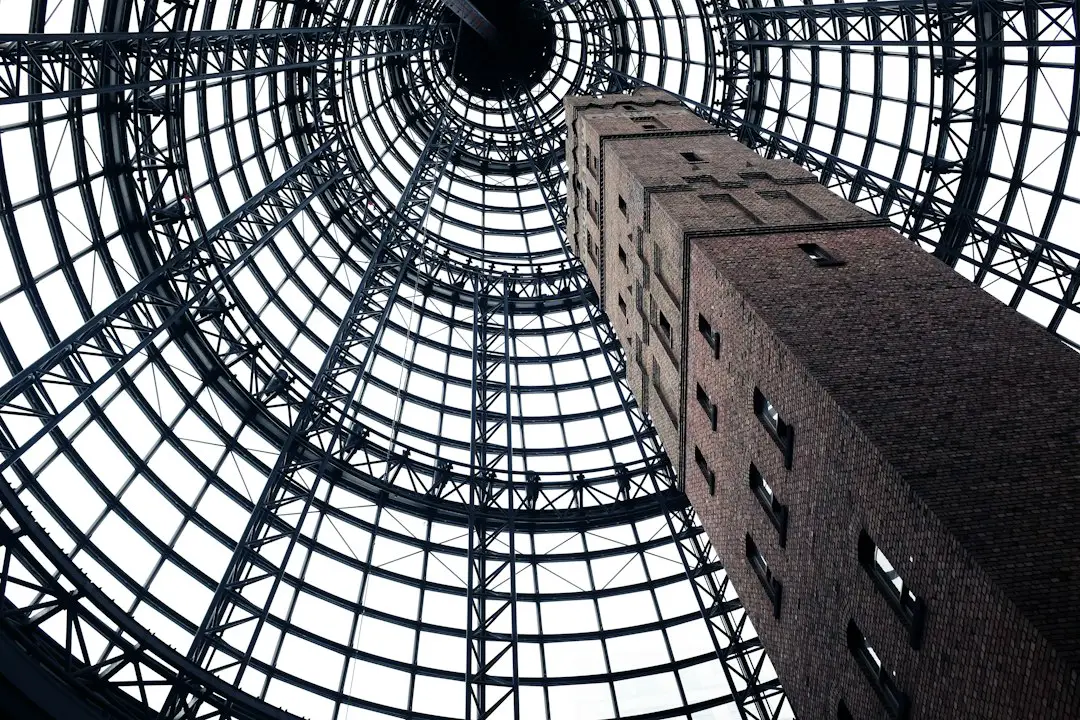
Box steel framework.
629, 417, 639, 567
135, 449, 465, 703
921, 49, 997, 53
0, 0, 1076, 718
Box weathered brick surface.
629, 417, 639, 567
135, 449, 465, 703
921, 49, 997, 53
567, 90, 1080, 720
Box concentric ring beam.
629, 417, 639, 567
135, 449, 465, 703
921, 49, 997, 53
0, 26, 452, 105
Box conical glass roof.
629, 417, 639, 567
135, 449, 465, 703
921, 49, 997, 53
0, 0, 1075, 719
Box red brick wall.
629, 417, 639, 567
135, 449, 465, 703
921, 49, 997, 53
688, 227, 1080, 719
566, 91, 1080, 720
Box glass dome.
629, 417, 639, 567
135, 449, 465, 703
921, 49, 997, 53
0, 0, 1075, 718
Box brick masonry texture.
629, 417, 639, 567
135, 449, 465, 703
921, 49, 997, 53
566, 90, 1080, 720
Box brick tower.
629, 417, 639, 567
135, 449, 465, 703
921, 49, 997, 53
566, 89, 1080, 720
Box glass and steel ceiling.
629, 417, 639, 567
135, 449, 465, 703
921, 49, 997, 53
0, 0, 1075, 719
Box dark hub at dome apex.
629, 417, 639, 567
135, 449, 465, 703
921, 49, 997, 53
440, 0, 556, 98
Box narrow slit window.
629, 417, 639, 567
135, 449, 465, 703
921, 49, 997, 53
618, 195, 627, 215
618, 293, 627, 317
746, 534, 782, 617
694, 446, 715, 495
798, 242, 846, 267
618, 244, 628, 269
681, 151, 706, 163
754, 387, 794, 469
658, 310, 671, 341
696, 383, 718, 431
858, 531, 927, 649
698, 313, 720, 358
847, 620, 911, 719
750, 463, 788, 547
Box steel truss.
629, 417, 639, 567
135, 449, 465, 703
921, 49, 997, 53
0, 25, 453, 105
464, 274, 520, 719
0, 139, 348, 475
159, 113, 462, 717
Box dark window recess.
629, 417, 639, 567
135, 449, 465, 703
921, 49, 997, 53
749, 463, 788, 547
585, 186, 596, 220
859, 532, 927, 649
631, 115, 663, 130
652, 359, 678, 428
847, 620, 911, 720
618, 294, 627, 317
657, 310, 672, 341
746, 534, 782, 617
696, 383, 718, 431
798, 242, 846, 267
698, 313, 720, 358
585, 145, 599, 176
754, 387, 795, 469
618, 244, 628, 269
837, 700, 854, 720
694, 446, 715, 495
618, 195, 627, 215
681, 151, 706, 163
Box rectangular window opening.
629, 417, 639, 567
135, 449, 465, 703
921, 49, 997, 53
696, 383, 718, 431
658, 310, 671, 341
681, 151, 706, 163
651, 358, 678, 428
694, 446, 715, 495
847, 620, 911, 720
618, 293, 627, 317
750, 463, 788, 547
858, 531, 927, 649
798, 242, 846, 267
754, 387, 794, 469
746, 534, 782, 617
618, 195, 627, 216
698, 313, 720, 358
631, 115, 664, 130
618, 244, 628, 269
